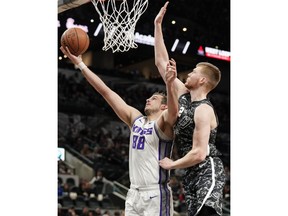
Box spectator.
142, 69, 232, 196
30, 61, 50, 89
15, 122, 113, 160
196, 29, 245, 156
79, 179, 93, 198
80, 143, 93, 158
94, 208, 102, 216
66, 207, 78, 216
89, 169, 113, 196
88, 211, 94, 216
103, 210, 111, 216
80, 207, 89, 216
58, 181, 64, 197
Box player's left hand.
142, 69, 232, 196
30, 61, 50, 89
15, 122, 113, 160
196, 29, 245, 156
165, 58, 177, 85
159, 157, 174, 170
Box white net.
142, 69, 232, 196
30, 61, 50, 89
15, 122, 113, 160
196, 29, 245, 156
91, 0, 149, 53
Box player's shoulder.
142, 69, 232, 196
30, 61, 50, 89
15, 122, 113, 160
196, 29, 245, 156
195, 102, 213, 111
194, 101, 214, 114
130, 114, 144, 126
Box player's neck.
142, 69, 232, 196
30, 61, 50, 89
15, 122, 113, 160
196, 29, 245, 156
189, 90, 207, 102
146, 113, 159, 123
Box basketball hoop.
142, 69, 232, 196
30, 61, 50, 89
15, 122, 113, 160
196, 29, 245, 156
91, 0, 149, 53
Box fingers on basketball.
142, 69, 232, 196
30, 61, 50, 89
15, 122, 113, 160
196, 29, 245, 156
60, 27, 90, 56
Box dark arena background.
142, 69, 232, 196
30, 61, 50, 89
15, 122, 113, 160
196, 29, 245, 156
57, 0, 230, 215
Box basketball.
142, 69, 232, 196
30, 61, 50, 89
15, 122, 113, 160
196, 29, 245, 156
61, 27, 90, 56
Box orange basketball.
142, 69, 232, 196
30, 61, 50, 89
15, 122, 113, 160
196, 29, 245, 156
61, 27, 90, 56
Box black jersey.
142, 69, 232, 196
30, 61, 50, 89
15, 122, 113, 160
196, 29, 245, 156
174, 93, 226, 216
174, 93, 222, 159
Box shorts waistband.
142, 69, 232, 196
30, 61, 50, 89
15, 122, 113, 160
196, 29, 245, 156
130, 184, 163, 191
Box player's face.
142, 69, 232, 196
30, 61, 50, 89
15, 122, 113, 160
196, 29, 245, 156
144, 94, 163, 115
184, 66, 203, 89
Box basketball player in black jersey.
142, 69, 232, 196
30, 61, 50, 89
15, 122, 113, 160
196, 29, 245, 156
154, 2, 226, 216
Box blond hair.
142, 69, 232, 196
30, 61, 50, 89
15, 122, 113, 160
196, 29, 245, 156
197, 62, 221, 91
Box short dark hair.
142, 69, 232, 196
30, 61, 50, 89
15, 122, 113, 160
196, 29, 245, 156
153, 91, 167, 104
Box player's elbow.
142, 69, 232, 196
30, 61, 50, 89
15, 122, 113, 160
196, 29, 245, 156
195, 150, 206, 163
155, 59, 162, 69
155, 58, 166, 69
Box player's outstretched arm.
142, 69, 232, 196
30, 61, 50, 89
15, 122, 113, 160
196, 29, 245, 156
157, 58, 178, 138
159, 105, 211, 170
154, 1, 188, 97
163, 58, 178, 126
60, 46, 142, 127
154, 1, 170, 81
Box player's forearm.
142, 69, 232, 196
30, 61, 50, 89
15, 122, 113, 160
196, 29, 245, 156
172, 148, 206, 169
80, 65, 110, 97
154, 24, 170, 81
166, 82, 178, 122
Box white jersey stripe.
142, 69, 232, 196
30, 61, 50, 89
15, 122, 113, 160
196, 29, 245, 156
195, 156, 216, 215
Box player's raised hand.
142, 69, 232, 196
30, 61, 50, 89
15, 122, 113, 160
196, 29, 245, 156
165, 58, 177, 84
154, 1, 169, 25
60, 46, 83, 65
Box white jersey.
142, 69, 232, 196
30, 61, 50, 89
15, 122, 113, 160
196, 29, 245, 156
129, 116, 173, 187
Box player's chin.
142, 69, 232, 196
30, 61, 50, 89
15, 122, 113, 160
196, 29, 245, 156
144, 108, 150, 115
184, 82, 193, 90
184, 82, 189, 88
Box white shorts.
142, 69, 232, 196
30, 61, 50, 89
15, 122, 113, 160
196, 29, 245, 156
125, 184, 173, 216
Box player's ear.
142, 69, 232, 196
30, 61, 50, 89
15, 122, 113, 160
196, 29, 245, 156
160, 104, 167, 110
199, 76, 207, 85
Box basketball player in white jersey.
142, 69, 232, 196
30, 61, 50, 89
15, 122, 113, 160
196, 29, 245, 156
60, 45, 179, 216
